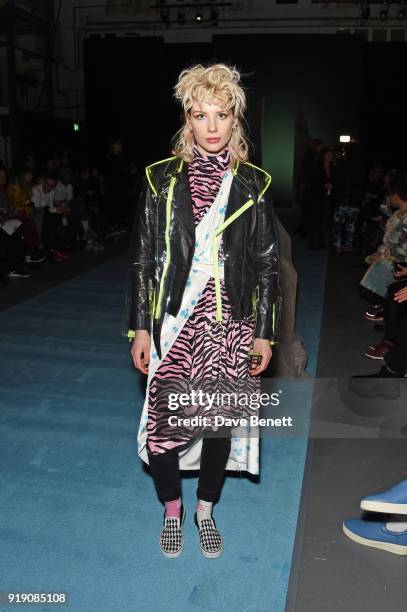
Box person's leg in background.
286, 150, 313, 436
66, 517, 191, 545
384, 313, 407, 375
17, 216, 43, 260
0, 227, 28, 276
87, 202, 108, 242
365, 280, 407, 359
68, 197, 90, 240
383, 280, 407, 343
344, 319, 407, 555
349, 310, 407, 401
331, 205, 347, 252
41, 210, 69, 261
68, 198, 104, 251
343, 206, 360, 252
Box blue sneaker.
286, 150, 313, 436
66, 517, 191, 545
361, 479, 407, 514
343, 519, 407, 555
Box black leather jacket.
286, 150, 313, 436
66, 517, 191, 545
126, 155, 282, 359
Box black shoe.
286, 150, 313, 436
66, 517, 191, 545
348, 366, 401, 399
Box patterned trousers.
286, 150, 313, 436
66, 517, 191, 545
331, 205, 360, 249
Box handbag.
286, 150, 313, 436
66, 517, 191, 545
360, 258, 394, 298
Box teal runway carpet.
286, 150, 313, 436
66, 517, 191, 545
0, 241, 327, 612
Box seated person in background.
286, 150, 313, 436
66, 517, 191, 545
331, 142, 366, 254
32, 174, 70, 262
308, 148, 335, 250
350, 283, 407, 388
57, 170, 104, 252
8, 167, 44, 262
359, 168, 395, 259
345, 290, 407, 556
362, 177, 407, 360
364, 162, 385, 205
126, 161, 142, 225
74, 166, 107, 245
364, 262, 407, 360
0, 167, 30, 279
343, 465, 407, 555
365, 177, 407, 266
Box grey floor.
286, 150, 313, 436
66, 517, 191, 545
286, 248, 407, 612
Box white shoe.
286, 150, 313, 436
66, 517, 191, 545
25, 253, 46, 264
8, 270, 30, 278
85, 239, 104, 252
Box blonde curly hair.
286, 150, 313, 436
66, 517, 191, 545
172, 63, 250, 165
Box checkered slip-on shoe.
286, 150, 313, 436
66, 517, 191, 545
194, 512, 224, 559
159, 506, 185, 558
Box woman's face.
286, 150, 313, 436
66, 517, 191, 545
187, 99, 236, 157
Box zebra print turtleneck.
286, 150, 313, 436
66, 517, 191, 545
188, 143, 230, 226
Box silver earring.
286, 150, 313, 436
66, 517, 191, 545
232, 125, 237, 131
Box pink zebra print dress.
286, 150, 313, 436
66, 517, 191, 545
147, 144, 259, 455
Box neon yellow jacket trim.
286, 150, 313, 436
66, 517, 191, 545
142, 157, 273, 339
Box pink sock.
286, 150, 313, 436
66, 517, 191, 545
165, 497, 182, 519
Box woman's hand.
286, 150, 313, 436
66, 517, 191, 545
394, 285, 407, 303
249, 338, 273, 376
131, 330, 151, 374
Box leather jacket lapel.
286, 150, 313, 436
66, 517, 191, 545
171, 161, 195, 236
225, 165, 258, 222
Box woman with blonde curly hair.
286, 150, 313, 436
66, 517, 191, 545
127, 63, 281, 558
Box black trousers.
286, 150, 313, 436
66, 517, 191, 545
0, 227, 25, 272
384, 280, 407, 342
147, 430, 232, 503
385, 312, 407, 375
41, 210, 65, 251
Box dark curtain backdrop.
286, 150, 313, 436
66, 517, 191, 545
360, 42, 407, 171
84, 35, 405, 207
14, 113, 85, 167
